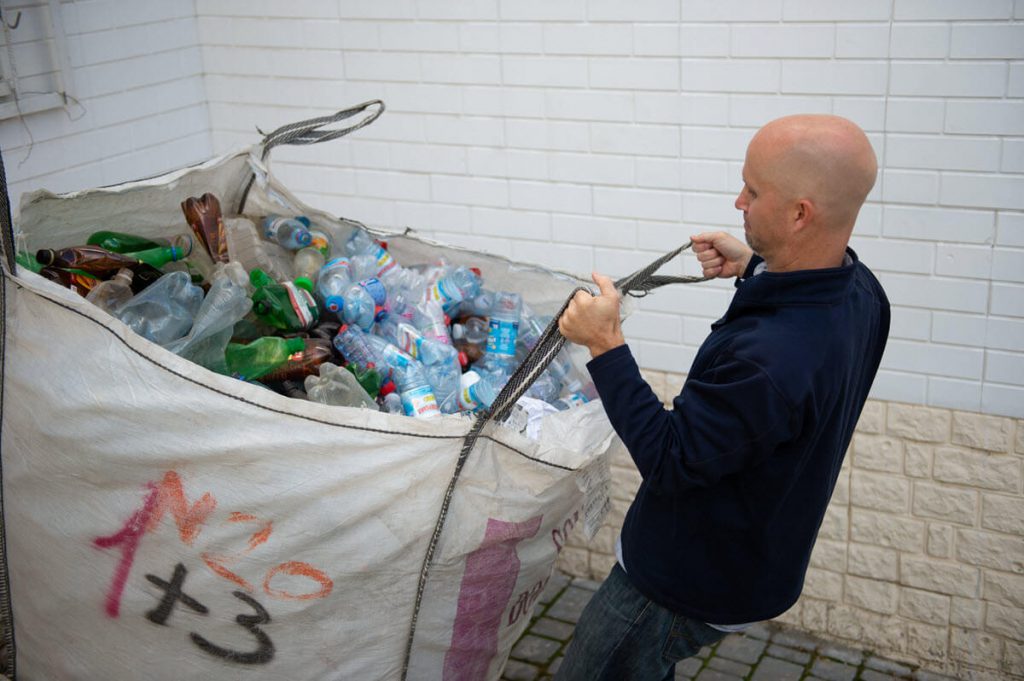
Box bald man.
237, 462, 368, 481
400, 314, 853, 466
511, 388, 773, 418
554, 115, 890, 681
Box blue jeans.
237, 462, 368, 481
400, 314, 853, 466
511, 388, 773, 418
554, 564, 727, 681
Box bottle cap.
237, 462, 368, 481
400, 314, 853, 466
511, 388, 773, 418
294, 276, 314, 292
458, 351, 469, 368
379, 240, 388, 250
296, 230, 312, 247
379, 380, 397, 397
470, 267, 482, 277
325, 295, 345, 313
337, 323, 349, 335
451, 323, 464, 340
35, 249, 55, 266
296, 216, 311, 227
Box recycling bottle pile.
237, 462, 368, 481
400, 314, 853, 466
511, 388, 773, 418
18, 192, 598, 423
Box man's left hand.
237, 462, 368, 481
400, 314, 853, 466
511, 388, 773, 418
558, 272, 625, 358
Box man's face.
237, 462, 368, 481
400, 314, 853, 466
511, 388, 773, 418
734, 138, 787, 257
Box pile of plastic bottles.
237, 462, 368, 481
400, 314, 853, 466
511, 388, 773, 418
18, 192, 597, 422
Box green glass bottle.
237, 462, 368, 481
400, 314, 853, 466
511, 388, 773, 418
87, 231, 167, 253
249, 268, 320, 331
225, 336, 306, 381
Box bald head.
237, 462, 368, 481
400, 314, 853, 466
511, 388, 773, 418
750, 114, 878, 231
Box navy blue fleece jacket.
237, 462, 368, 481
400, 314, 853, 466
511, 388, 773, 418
587, 249, 889, 624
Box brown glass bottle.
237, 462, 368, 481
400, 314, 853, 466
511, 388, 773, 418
181, 193, 229, 263
36, 245, 142, 275
39, 267, 101, 297
258, 338, 335, 382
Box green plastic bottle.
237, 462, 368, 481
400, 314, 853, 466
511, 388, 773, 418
225, 336, 306, 381
87, 231, 166, 253
130, 242, 191, 268
249, 268, 320, 331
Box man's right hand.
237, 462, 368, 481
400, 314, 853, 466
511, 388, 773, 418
691, 232, 754, 279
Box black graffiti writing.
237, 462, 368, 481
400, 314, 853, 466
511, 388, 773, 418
144, 563, 274, 665
190, 591, 275, 665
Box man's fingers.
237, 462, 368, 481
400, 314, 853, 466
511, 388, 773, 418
592, 272, 618, 298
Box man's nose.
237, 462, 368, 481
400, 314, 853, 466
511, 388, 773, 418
735, 192, 745, 211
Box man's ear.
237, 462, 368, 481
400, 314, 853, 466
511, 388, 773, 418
792, 198, 816, 233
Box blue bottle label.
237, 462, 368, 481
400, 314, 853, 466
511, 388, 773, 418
487, 319, 519, 357
358, 277, 388, 306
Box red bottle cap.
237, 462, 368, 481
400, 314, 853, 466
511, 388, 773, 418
379, 240, 388, 250
458, 351, 469, 368
470, 267, 482, 277
379, 380, 397, 397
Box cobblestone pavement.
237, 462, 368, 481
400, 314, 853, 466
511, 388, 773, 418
501, 573, 958, 681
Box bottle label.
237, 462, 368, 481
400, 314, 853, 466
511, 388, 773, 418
373, 245, 397, 278
487, 319, 519, 358
395, 323, 425, 360
324, 256, 351, 277
458, 384, 483, 412
358, 277, 388, 306
283, 281, 318, 329
426, 280, 454, 307
563, 392, 590, 408
310, 230, 332, 257
402, 385, 440, 419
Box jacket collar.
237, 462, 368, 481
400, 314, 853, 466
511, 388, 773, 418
713, 247, 860, 328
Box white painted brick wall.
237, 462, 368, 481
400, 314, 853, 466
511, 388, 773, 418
0, 1, 212, 209
195, 0, 1024, 417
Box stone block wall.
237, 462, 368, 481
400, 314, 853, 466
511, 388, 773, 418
556, 372, 1024, 680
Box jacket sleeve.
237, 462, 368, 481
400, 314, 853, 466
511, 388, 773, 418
587, 344, 795, 494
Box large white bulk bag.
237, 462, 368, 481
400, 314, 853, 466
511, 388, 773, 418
0, 103, 621, 681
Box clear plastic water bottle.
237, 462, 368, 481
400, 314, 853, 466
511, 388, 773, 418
425, 266, 482, 314
457, 289, 495, 318
553, 382, 599, 411
394, 361, 440, 419
114, 271, 204, 346
376, 314, 455, 366
414, 300, 452, 346
263, 215, 313, 250
424, 356, 462, 414
452, 316, 489, 365
293, 246, 325, 282
316, 257, 353, 312
304, 362, 377, 409
295, 216, 335, 258
382, 391, 404, 414
333, 324, 383, 374
364, 334, 414, 379
481, 291, 522, 376
349, 253, 380, 281
85, 268, 135, 314
339, 277, 388, 330
457, 370, 501, 412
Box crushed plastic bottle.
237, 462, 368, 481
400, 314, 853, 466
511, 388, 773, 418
457, 370, 501, 412
376, 314, 455, 366
114, 271, 204, 346
338, 277, 387, 331
552, 382, 599, 411
304, 362, 377, 409
315, 257, 353, 313
345, 229, 399, 280
164, 263, 252, 372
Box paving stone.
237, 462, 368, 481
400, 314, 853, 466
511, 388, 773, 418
820, 643, 864, 666
708, 655, 751, 677
745, 622, 774, 640
860, 670, 901, 681
695, 668, 744, 681
697, 645, 713, 660
766, 643, 812, 665
866, 656, 914, 676
538, 572, 571, 606
502, 659, 541, 681
676, 656, 704, 678
545, 586, 594, 622
572, 577, 602, 592
810, 657, 858, 681
510, 635, 561, 664
771, 629, 821, 652
716, 634, 767, 663
528, 617, 574, 642
547, 655, 563, 675
912, 671, 957, 681
750, 655, 806, 681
